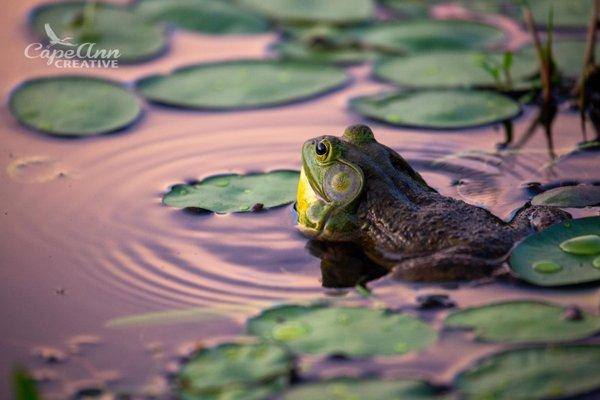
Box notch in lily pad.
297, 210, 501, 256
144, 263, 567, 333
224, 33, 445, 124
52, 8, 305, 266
455, 345, 600, 400
9, 76, 142, 137
445, 300, 600, 343
178, 342, 293, 400
163, 170, 300, 214
509, 216, 600, 286
246, 303, 437, 357
531, 185, 600, 208
136, 60, 349, 110
350, 90, 521, 130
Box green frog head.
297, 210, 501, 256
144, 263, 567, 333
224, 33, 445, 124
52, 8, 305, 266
297, 125, 377, 240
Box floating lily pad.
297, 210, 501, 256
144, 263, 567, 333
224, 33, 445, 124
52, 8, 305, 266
9, 76, 141, 137
446, 301, 600, 343
512, 0, 595, 29
246, 304, 437, 357
532, 185, 600, 208
163, 170, 299, 213
273, 40, 376, 65
283, 378, 447, 400
374, 51, 537, 89
134, 0, 270, 34
518, 40, 600, 79
238, 0, 375, 24
509, 217, 600, 286
379, 0, 439, 17
354, 20, 505, 54
136, 60, 348, 109
455, 345, 600, 400
179, 342, 292, 400
350, 90, 521, 129
30, 1, 167, 63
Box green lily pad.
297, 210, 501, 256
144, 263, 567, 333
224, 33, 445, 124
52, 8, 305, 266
134, 0, 270, 34
273, 40, 376, 65
446, 301, 600, 343
518, 40, 600, 79
354, 20, 506, 54
350, 90, 521, 129
374, 51, 537, 89
378, 0, 440, 17
455, 345, 600, 400
509, 217, 600, 286
283, 378, 447, 400
30, 1, 167, 63
163, 170, 299, 213
246, 304, 437, 357
9, 76, 141, 137
238, 0, 375, 25
513, 0, 595, 29
136, 60, 348, 109
532, 185, 600, 208
179, 342, 292, 400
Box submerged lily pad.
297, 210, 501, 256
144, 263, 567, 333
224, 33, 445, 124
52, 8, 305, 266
455, 345, 600, 400
179, 342, 292, 400
9, 76, 141, 137
238, 0, 375, 24
354, 20, 505, 54
518, 40, 600, 78
532, 185, 600, 208
374, 51, 537, 89
350, 90, 521, 129
246, 304, 437, 357
273, 40, 376, 65
134, 0, 270, 34
445, 301, 600, 343
30, 1, 167, 63
509, 217, 600, 286
283, 378, 446, 400
136, 60, 348, 109
163, 170, 299, 213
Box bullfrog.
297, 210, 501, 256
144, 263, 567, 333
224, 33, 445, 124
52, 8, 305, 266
297, 125, 571, 281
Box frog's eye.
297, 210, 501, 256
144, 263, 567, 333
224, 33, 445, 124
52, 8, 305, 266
315, 140, 329, 156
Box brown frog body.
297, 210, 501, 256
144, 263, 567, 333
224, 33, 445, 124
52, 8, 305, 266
296, 125, 571, 281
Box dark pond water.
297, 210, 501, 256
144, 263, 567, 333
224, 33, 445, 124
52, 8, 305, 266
1, 1, 599, 399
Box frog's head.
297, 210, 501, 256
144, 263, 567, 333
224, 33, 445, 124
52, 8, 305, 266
296, 125, 375, 240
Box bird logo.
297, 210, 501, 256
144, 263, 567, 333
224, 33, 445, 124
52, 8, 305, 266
44, 23, 76, 47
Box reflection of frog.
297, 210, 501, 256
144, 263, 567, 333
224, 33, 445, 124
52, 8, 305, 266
297, 125, 571, 281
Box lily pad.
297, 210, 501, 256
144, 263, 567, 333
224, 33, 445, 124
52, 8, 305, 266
283, 378, 447, 400
273, 40, 376, 65
379, 0, 440, 17
531, 185, 600, 208
9, 76, 141, 137
445, 301, 600, 343
455, 345, 600, 400
350, 90, 521, 129
136, 60, 348, 109
30, 1, 167, 63
134, 0, 270, 34
246, 304, 437, 357
513, 0, 595, 29
238, 0, 375, 25
179, 342, 292, 400
509, 217, 600, 286
374, 51, 537, 89
518, 40, 600, 79
163, 170, 299, 213
354, 20, 506, 54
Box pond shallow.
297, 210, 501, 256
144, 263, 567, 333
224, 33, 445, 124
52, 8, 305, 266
0, 1, 599, 398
